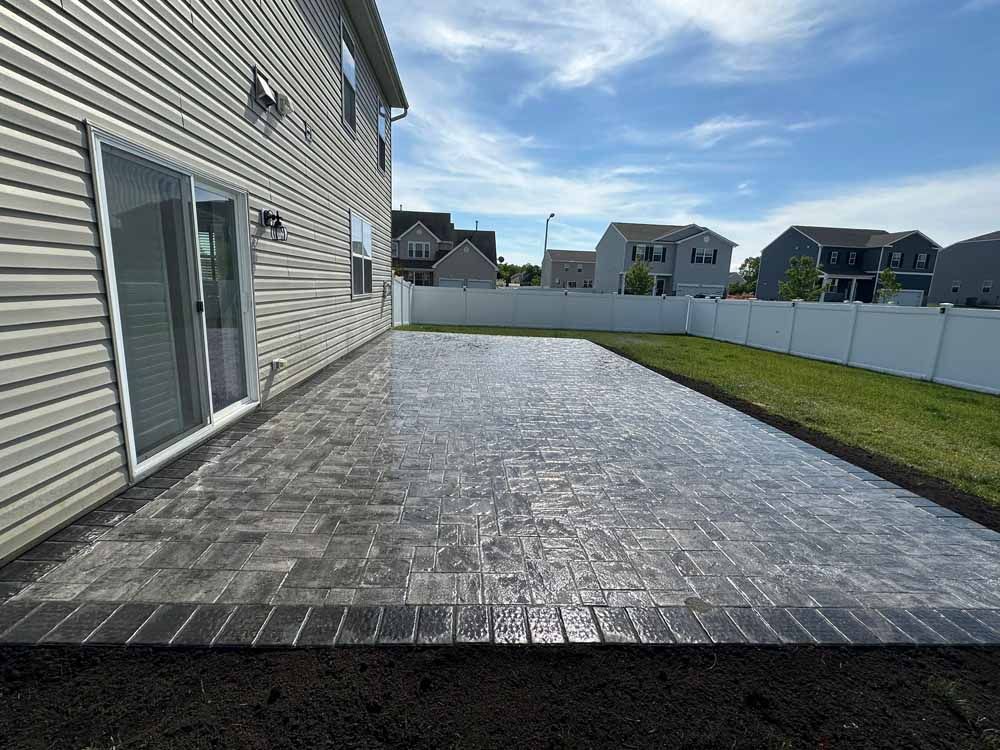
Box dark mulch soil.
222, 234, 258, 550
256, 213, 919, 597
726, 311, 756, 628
601, 345, 1000, 534
2, 645, 1000, 749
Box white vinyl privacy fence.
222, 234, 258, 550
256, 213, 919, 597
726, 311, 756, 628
391, 277, 413, 326
394, 285, 1000, 395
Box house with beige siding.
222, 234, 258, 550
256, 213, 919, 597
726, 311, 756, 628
0, 0, 407, 562
392, 210, 498, 287
541, 249, 596, 289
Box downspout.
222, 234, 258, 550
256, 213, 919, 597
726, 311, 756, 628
391, 107, 409, 123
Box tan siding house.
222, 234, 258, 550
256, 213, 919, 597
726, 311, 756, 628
0, 0, 408, 562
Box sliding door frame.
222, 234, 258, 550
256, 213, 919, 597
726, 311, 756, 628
88, 126, 259, 482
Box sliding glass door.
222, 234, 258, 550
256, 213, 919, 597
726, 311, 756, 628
93, 134, 258, 478
195, 185, 250, 413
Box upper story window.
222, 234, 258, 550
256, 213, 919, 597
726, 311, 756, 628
350, 211, 372, 296
408, 241, 430, 259
951, 280, 961, 293
890, 251, 902, 268
984, 280, 994, 294
577, 264, 583, 272
563, 264, 569, 271
915, 253, 928, 270
848, 252, 857, 266
341, 25, 358, 133
829, 250, 839, 264
652, 245, 664, 262
391, 240, 399, 257
692, 247, 716, 264
378, 103, 388, 171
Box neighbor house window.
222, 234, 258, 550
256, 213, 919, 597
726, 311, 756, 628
554, 277, 560, 285
408, 241, 430, 259
564, 264, 569, 271
341, 25, 358, 133
951, 280, 961, 293
652, 245, 664, 262
583, 280, 593, 288
392, 240, 399, 257
692, 247, 716, 264
378, 103, 388, 171
577, 264, 583, 272
567, 281, 577, 288
848, 252, 857, 266
644, 245, 654, 262
984, 280, 994, 294
350, 212, 372, 296
890, 251, 902, 268
830, 251, 839, 264
915, 253, 928, 270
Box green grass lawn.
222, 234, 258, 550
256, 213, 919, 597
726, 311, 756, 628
398, 324, 1000, 507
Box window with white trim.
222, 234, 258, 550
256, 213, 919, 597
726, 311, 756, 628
564, 264, 569, 271
848, 252, 857, 266
915, 253, 928, 270
692, 247, 715, 264
582, 279, 593, 288
652, 245, 664, 262
984, 280, 994, 294
350, 212, 372, 296
408, 241, 430, 259
951, 280, 961, 293
890, 251, 902, 268
567, 281, 577, 288
577, 264, 583, 272
341, 24, 358, 133
830, 250, 839, 264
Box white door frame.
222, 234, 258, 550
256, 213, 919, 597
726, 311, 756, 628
88, 127, 260, 481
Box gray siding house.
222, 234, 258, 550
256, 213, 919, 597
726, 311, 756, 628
593, 222, 736, 296
541, 249, 596, 289
757, 226, 940, 303
392, 210, 498, 287
0, 0, 407, 562
928, 231, 1000, 307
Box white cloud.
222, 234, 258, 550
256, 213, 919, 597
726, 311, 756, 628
961, 0, 1000, 11
380, 0, 881, 96
675, 115, 771, 149
706, 165, 1000, 268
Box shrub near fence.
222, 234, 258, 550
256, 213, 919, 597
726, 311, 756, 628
394, 285, 1000, 396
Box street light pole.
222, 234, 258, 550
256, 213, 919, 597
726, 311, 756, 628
544, 212, 555, 256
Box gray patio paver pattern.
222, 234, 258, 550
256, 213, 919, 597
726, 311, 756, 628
2, 331, 1000, 646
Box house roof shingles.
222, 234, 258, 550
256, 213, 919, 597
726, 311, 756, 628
612, 222, 692, 242
957, 230, 1000, 244
547, 249, 596, 263
453, 229, 498, 265
392, 210, 453, 241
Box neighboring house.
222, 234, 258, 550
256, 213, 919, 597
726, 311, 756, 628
0, 1, 407, 562
593, 223, 737, 296
541, 249, 596, 289
391, 210, 498, 288
928, 231, 1000, 307
727, 272, 745, 291
756, 226, 941, 303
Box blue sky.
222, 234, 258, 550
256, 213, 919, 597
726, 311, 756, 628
379, 0, 1000, 269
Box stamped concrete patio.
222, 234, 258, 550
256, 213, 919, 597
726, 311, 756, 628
2, 331, 1000, 646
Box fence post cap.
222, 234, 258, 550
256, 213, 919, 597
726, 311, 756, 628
939, 303, 955, 308
853, 300, 864, 304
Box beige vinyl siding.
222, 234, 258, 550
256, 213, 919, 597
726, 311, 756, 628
0, 0, 396, 562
